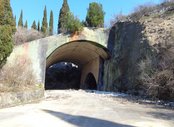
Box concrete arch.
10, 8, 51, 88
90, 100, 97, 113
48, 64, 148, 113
46, 40, 110, 89
6, 28, 109, 90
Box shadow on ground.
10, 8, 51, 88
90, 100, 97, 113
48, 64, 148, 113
147, 112, 174, 120
42, 109, 135, 127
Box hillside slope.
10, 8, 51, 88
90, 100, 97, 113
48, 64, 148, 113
104, 1, 174, 100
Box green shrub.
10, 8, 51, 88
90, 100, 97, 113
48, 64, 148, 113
65, 13, 83, 34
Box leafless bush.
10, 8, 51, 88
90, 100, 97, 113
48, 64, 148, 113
162, 0, 174, 3
13, 27, 44, 46
0, 55, 36, 92
138, 45, 174, 100
130, 3, 156, 21
110, 12, 127, 26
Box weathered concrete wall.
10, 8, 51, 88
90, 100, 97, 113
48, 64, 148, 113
103, 22, 151, 92
3, 27, 109, 94
80, 57, 100, 89
6, 40, 47, 85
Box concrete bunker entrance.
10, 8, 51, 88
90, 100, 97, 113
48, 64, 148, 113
45, 40, 109, 90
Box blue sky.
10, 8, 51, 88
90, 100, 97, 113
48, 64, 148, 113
11, 0, 161, 32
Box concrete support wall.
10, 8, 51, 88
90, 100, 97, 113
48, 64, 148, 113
98, 57, 105, 90
5, 41, 47, 87
80, 57, 100, 89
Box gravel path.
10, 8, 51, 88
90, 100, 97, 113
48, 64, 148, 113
0, 90, 174, 127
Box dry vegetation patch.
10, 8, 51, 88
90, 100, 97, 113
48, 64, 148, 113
0, 56, 37, 92
138, 45, 174, 100
13, 27, 44, 45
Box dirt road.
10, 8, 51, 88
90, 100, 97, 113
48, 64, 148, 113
0, 90, 174, 127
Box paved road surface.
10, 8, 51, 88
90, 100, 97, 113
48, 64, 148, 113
0, 90, 174, 127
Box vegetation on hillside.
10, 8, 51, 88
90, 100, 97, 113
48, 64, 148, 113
107, 0, 174, 100
135, 1, 174, 100
138, 47, 174, 100
0, 55, 37, 92
110, 0, 174, 25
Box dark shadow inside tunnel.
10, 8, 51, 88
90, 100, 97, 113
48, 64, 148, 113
84, 73, 97, 90
45, 62, 81, 90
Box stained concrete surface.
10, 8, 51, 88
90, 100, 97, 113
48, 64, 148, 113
0, 90, 173, 127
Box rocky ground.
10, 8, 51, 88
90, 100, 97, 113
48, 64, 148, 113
0, 90, 173, 127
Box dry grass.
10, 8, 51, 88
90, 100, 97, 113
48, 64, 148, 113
0, 56, 37, 92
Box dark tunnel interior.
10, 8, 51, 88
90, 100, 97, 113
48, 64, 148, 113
45, 62, 81, 90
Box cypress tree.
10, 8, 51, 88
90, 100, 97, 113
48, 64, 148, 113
0, 0, 4, 25
41, 6, 48, 35
1, 0, 16, 33
18, 10, 23, 27
37, 21, 40, 31
58, 0, 70, 34
24, 20, 28, 28
0, 0, 14, 67
49, 10, 53, 35
31, 20, 37, 30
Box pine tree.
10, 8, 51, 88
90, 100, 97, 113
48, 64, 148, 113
49, 10, 53, 35
18, 10, 23, 27
58, 0, 70, 34
37, 21, 40, 31
41, 6, 48, 35
86, 2, 105, 27
24, 20, 28, 28
31, 20, 37, 30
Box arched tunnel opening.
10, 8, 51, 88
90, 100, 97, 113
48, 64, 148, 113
45, 62, 81, 90
85, 73, 97, 90
45, 40, 110, 91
